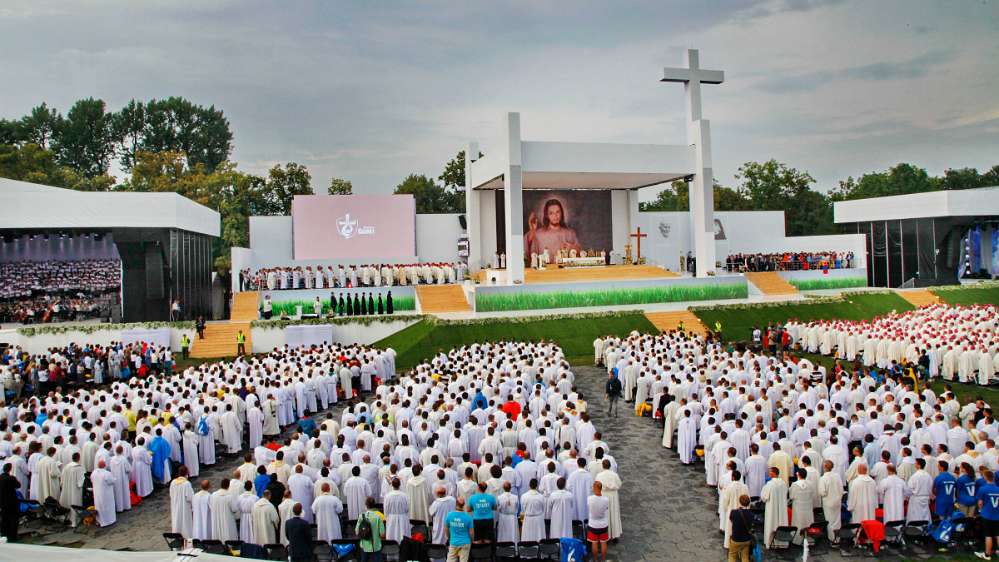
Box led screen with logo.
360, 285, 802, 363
291, 194, 416, 260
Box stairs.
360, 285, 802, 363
896, 289, 942, 307
644, 311, 708, 335
232, 291, 259, 321
745, 272, 799, 296
416, 285, 471, 313
190, 321, 252, 359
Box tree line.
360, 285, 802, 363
640, 160, 999, 236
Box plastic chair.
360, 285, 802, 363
769, 525, 797, 550
837, 522, 862, 554
263, 543, 289, 561
494, 541, 518, 562
883, 520, 905, 549
162, 532, 185, 550
539, 538, 561, 561
313, 540, 333, 562
518, 540, 541, 560
470, 543, 493, 562
224, 540, 244, 555
200, 539, 228, 555
410, 519, 429, 541
331, 538, 360, 561
426, 544, 448, 562
381, 539, 400, 562
42, 497, 70, 523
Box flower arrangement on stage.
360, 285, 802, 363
474, 283, 748, 312
786, 276, 867, 291
428, 309, 643, 327
17, 321, 195, 337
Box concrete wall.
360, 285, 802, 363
249, 216, 295, 264
250, 317, 420, 353
416, 214, 463, 262
0, 326, 196, 355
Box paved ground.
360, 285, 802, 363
21, 365, 960, 560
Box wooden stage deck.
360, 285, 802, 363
523, 265, 679, 284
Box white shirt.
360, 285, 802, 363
587, 494, 609, 528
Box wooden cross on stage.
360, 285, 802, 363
629, 227, 647, 264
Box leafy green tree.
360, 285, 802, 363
640, 180, 750, 212
327, 177, 353, 195
140, 97, 233, 171
940, 167, 987, 191
0, 143, 113, 191
19, 103, 62, 149
52, 98, 117, 178
394, 173, 463, 213
113, 99, 147, 171
0, 119, 24, 145
734, 159, 834, 235
831, 163, 935, 201
261, 162, 312, 215
439, 149, 483, 190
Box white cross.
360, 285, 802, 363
661, 49, 724, 124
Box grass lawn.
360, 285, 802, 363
475, 283, 747, 312
933, 285, 999, 306
694, 292, 915, 344
374, 313, 658, 370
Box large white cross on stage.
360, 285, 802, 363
660, 49, 724, 278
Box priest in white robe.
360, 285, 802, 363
91, 460, 117, 527
547, 478, 574, 539
405, 465, 432, 523
678, 410, 697, 464
384, 478, 411, 542
210, 478, 239, 542
595, 462, 623, 540
288, 466, 315, 523
906, 459, 933, 522
847, 464, 878, 522
520, 480, 547, 542
760, 467, 788, 548
430, 486, 458, 544
788, 469, 814, 545
877, 465, 909, 523
312, 483, 344, 541
495, 483, 519, 543
35, 447, 61, 503
252, 490, 281, 545
237, 481, 258, 544
109, 446, 132, 513
170, 468, 195, 538
58, 453, 86, 527
344, 467, 371, 521
720, 470, 750, 548
132, 440, 154, 498
818, 461, 844, 542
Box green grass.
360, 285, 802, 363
693, 292, 915, 343
787, 277, 867, 290
374, 313, 658, 370
270, 297, 416, 316
933, 285, 999, 306
475, 283, 748, 312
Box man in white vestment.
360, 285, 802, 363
595, 460, 622, 540
548, 478, 574, 539
788, 468, 814, 545
35, 447, 61, 502
878, 465, 909, 523
132, 439, 154, 498
237, 481, 258, 544
406, 464, 432, 523
312, 483, 344, 541
344, 466, 371, 521
192, 480, 213, 540
210, 478, 239, 542
818, 460, 844, 542
252, 490, 281, 545
520, 479, 546, 542
760, 467, 788, 548
495, 482, 519, 543
720, 470, 750, 548
170, 467, 195, 538
288, 465, 315, 523
848, 464, 878, 522
91, 460, 117, 527
907, 458, 933, 522
109, 446, 132, 513
384, 477, 411, 542
58, 453, 86, 527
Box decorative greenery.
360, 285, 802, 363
932, 283, 999, 306
429, 309, 644, 326
17, 321, 194, 337
269, 297, 416, 317
475, 283, 747, 312
786, 277, 867, 290
251, 314, 424, 329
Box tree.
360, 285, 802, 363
940, 167, 985, 191
19, 103, 62, 149
140, 97, 233, 172
394, 174, 462, 213
639, 180, 750, 212
735, 159, 834, 235
439, 149, 483, 190
831, 162, 935, 201
327, 177, 353, 195
0, 119, 24, 145
52, 98, 117, 179
261, 162, 312, 215
113, 99, 147, 171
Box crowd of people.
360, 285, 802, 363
725, 252, 855, 272
0, 259, 120, 325
593, 324, 999, 559
0, 339, 624, 561
240, 262, 467, 292
785, 304, 998, 385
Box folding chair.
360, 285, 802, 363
769, 526, 798, 558
381, 539, 400, 562
263, 543, 289, 561
331, 538, 360, 561
902, 519, 930, 547
954, 515, 978, 551
837, 522, 862, 556
883, 520, 905, 550
410, 519, 430, 541
469, 543, 493, 562
313, 540, 333, 562
42, 497, 70, 523
162, 532, 185, 551
224, 540, 244, 555
518, 541, 541, 560
494, 541, 518, 562
539, 538, 561, 561
71, 504, 97, 527
200, 539, 228, 555
426, 544, 448, 562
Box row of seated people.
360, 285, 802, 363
239, 262, 468, 292
726, 252, 855, 272
0, 293, 115, 325
0, 259, 120, 299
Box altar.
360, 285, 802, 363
558, 256, 606, 268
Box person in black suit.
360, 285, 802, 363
0, 463, 20, 542
265, 473, 286, 512
284, 503, 314, 562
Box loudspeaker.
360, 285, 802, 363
458, 214, 467, 230
145, 243, 165, 299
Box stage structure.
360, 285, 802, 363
465, 49, 723, 282
0, 178, 219, 322
834, 186, 999, 287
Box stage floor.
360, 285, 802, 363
523, 264, 679, 284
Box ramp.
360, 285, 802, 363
190, 321, 252, 359
895, 289, 942, 307
644, 311, 708, 335
745, 272, 798, 296
416, 285, 471, 313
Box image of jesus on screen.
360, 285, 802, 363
525, 197, 581, 258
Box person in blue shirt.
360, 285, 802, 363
467, 482, 497, 544
297, 412, 316, 436
254, 465, 271, 497
957, 462, 979, 516
976, 469, 999, 560
933, 461, 957, 518
444, 498, 474, 561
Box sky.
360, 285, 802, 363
2, 0, 997, 200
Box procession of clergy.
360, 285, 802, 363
594, 304, 998, 550
242, 261, 467, 292
164, 340, 623, 550
1, 341, 395, 536
785, 303, 998, 385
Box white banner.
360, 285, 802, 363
120, 327, 172, 349
285, 324, 334, 349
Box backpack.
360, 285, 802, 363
357, 512, 373, 540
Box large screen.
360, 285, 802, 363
291, 194, 416, 260
522, 190, 612, 258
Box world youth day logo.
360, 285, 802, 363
336, 213, 376, 239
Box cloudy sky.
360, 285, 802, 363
2, 0, 997, 198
